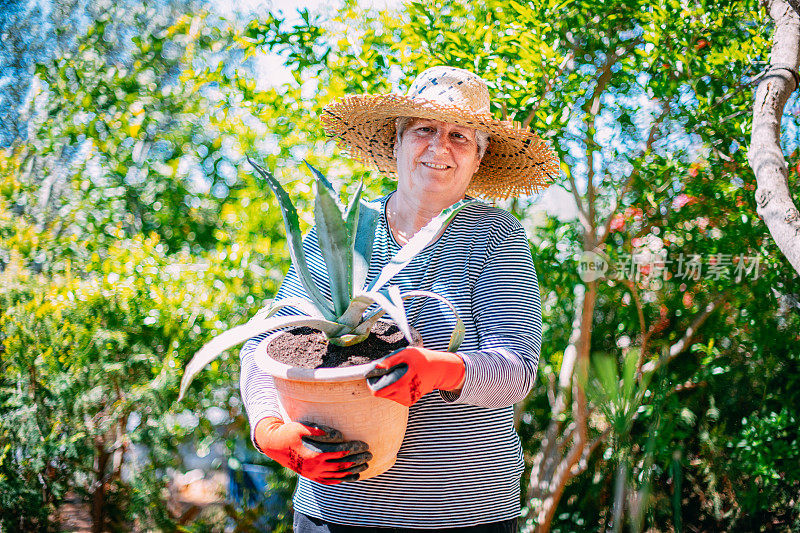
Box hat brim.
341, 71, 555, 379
321, 93, 560, 199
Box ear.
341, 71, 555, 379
472, 152, 483, 174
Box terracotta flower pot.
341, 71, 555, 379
253, 330, 409, 480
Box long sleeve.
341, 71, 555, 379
239, 333, 282, 449
441, 226, 542, 408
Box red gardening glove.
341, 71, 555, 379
254, 416, 371, 484
366, 347, 466, 407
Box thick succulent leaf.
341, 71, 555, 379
263, 297, 324, 319
359, 289, 465, 352
399, 290, 465, 352
247, 156, 335, 321
352, 199, 381, 293
304, 159, 336, 195
178, 314, 345, 401
337, 294, 377, 330
366, 198, 479, 293
358, 286, 414, 345
352, 311, 382, 337
314, 179, 352, 316
327, 331, 370, 347
344, 181, 364, 238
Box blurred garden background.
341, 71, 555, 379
1, 0, 799, 531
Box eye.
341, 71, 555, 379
451, 130, 473, 142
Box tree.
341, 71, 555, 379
0, 4, 295, 529
749, 0, 800, 274
0, 0, 196, 147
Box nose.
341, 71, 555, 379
428, 131, 450, 154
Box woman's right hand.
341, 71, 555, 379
254, 416, 371, 484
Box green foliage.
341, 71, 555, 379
585, 350, 653, 450
3, 0, 800, 530
0, 233, 274, 528
253, 159, 342, 321
0, 2, 294, 529
729, 408, 800, 526
29, 12, 233, 255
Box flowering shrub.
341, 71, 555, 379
0, 235, 280, 528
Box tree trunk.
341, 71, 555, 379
748, 0, 800, 274
91, 441, 110, 533
524, 282, 598, 533
112, 414, 129, 483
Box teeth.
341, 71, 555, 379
423, 162, 448, 170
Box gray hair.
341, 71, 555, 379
394, 116, 490, 159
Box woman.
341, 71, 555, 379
240, 66, 559, 531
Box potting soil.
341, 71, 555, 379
267, 321, 422, 369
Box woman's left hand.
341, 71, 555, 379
366, 347, 465, 406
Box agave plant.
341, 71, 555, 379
178, 156, 478, 400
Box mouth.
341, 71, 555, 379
421, 162, 451, 170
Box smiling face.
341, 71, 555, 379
394, 118, 482, 206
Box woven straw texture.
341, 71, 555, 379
321, 66, 560, 200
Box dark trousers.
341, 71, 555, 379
293, 511, 518, 532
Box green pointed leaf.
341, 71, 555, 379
400, 290, 465, 351
263, 297, 324, 319
314, 179, 352, 317
327, 331, 371, 347
247, 156, 335, 321
345, 181, 363, 243
351, 309, 385, 337
367, 198, 479, 293
622, 348, 638, 402
362, 289, 465, 352
337, 294, 376, 330
353, 199, 380, 292
304, 159, 336, 194
178, 314, 344, 401
344, 181, 362, 299
592, 353, 619, 405
358, 286, 414, 345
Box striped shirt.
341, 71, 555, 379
240, 193, 542, 528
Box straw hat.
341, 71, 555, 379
321, 66, 560, 199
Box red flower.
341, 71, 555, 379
672, 194, 697, 210
610, 213, 625, 231
624, 207, 643, 219
683, 292, 693, 308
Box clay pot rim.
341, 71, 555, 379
252, 328, 391, 383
